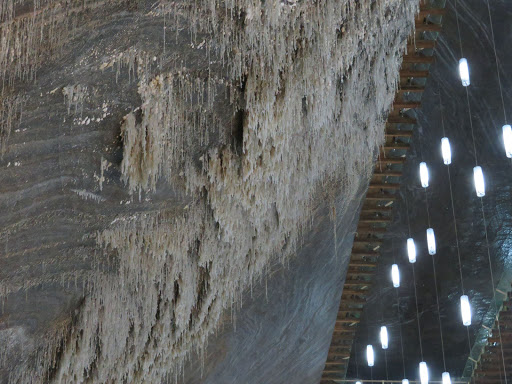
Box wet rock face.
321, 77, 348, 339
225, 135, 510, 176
0, 1, 417, 382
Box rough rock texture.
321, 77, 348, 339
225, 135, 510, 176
0, 1, 417, 383
180, 182, 365, 384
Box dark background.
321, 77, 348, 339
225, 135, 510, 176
346, 0, 512, 381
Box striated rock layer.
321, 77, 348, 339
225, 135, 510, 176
0, 0, 418, 382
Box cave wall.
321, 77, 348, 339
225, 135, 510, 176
180, 181, 365, 384
0, 1, 418, 382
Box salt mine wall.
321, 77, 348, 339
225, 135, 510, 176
0, 1, 418, 382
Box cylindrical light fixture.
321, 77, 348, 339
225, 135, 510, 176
366, 345, 374, 367
503, 125, 512, 158
459, 58, 470, 86
407, 238, 416, 263
473, 166, 485, 197
392, 264, 400, 288
419, 361, 429, 384
441, 137, 452, 165
402, 380, 410, 384
356, 382, 362, 384
442, 372, 452, 384
426, 228, 436, 255
419, 162, 429, 188
380, 326, 389, 349
461, 295, 472, 326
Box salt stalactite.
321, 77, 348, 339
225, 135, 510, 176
11, 0, 419, 382
98, 157, 110, 191
71, 189, 106, 203
0, 0, 128, 83
0, 0, 66, 82
120, 73, 221, 195
62, 85, 88, 116
0, 0, 126, 153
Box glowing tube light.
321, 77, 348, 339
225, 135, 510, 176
441, 137, 452, 165
402, 380, 410, 384
392, 264, 400, 288
473, 166, 485, 197
407, 238, 416, 263
461, 295, 472, 326
419, 162, 429, 188
503, 125, 512, 158
419, 361, 429, 384
366, 345, 374, 366
459, 58, 470, 86
442, 372, 452, 384
380, 326, 389, 349
426, 228, 436, 255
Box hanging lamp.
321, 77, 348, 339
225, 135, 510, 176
407, 238, 416, 263
420, 162, 429, 188
392, 264, 400, 288
426, 228, 436, 255
473, 166, 485, 197
459, 58, 470, 86
380, 326, 389, 350
366, 345, 374, 367
419, 362, 429, 384
442, 372, 452, 384
503, 125, 512, 158
441, 137, 452, 165
460, 295, 472, 326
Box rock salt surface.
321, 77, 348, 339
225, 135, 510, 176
0, 0, 418, 382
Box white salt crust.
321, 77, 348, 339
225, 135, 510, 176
3, 0, 419, 382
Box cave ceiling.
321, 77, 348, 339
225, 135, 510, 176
346, 0, 512, 382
